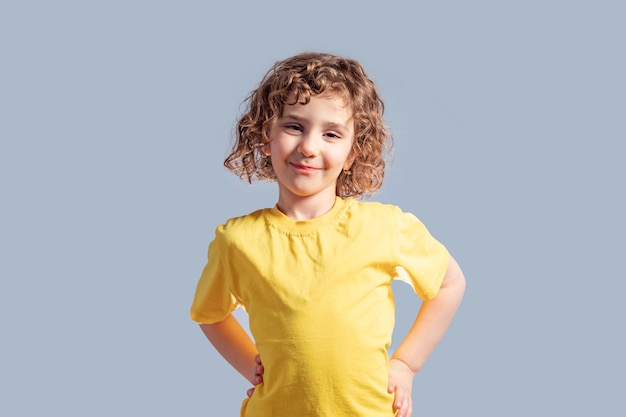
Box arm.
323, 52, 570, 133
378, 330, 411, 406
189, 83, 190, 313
199, 314, 263, 387
388, 255, 466, 417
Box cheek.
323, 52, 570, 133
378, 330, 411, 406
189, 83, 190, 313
267, 136, 280, 155
335, 145, 355, 168
268, 141, 291, 169
268, 141, 284, 159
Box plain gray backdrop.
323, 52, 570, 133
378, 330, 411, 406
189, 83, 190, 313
1, 1, 624, 415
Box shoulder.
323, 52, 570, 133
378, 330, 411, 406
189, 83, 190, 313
221, 208, 266, 228
344, 199, 430, 233
213, 208, 269, 242
337, 199, 408, 237
344, 198, 404, 218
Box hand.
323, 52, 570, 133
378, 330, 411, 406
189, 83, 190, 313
388, 358, 415, 417
246, 354, 264, 397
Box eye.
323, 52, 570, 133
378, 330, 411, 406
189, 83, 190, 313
285, 123, 303, 132
324, 131, 342, 140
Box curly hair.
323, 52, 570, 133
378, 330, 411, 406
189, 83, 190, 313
224, 52, 392, 198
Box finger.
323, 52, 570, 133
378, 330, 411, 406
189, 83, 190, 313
395, 392, 412, 417
401, 397, 413, 417
394, 386, 403, 407
246, 387, 255, 398
393, 388, 406, 412
255, 354, 262, 365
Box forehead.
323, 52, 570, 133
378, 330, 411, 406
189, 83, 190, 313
283, 91, 352, 113
284, 93, 352, 117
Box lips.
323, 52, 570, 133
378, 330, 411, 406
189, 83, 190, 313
290, 162, 322, 171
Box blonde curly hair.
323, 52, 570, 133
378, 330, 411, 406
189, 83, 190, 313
224, 52, 392, 198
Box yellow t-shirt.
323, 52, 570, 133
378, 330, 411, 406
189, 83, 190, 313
190, 197, 449, 416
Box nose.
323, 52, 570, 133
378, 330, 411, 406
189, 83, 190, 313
297, 133, 319, 157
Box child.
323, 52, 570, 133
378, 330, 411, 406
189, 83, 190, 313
190, 52, 466, 417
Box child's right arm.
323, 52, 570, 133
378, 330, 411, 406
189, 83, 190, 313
199, 314, 264, 387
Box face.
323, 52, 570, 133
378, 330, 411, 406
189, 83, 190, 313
267, 93, 355, 208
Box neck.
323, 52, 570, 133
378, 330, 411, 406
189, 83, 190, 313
276, 193, 338, 221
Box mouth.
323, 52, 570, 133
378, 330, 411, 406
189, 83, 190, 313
290, 162, 322, 172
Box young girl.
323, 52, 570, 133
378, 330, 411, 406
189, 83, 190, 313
190, 52, 466, 417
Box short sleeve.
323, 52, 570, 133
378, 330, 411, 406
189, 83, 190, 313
394, 210, 450, 300
189, 227, 239, 324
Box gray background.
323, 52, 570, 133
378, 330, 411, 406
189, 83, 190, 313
1, 1, 624, 415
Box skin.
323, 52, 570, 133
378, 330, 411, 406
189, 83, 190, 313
199, 93, 466, 417
387, 256, 465, 417
264, 93, 355, 220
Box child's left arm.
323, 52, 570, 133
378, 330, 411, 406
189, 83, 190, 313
388, 255, 466, 417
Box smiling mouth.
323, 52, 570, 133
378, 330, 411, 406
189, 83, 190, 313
291, 162, 321, 171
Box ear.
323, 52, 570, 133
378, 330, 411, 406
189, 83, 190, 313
261, 144, 271, 156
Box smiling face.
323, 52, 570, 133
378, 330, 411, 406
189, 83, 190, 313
267, 93, 355, 216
